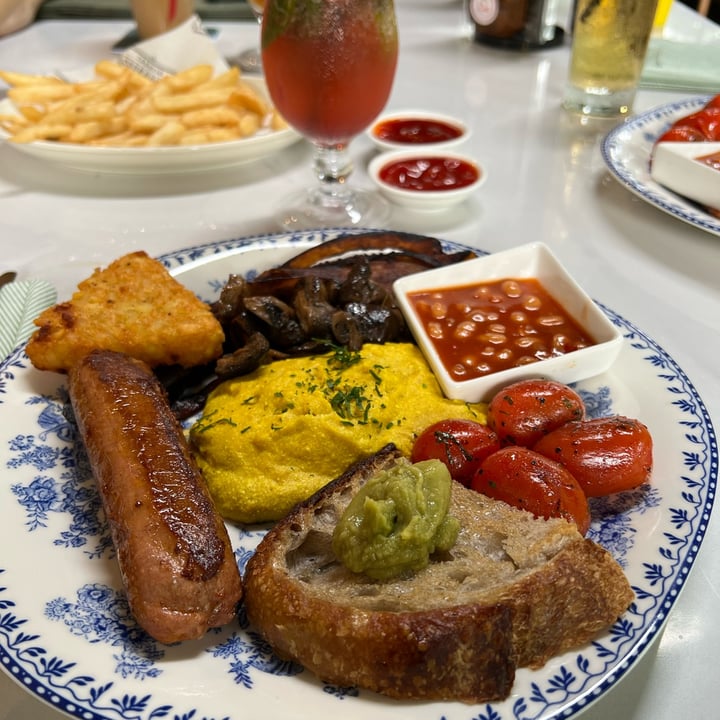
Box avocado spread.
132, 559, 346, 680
332, 459, 459, 581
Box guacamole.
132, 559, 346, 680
332, 459, 459, 580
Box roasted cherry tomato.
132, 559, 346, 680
471, 446, 590, 535
532, 415, 653, 497
656, 125, 706, 143
487, 379, 586, 447
411, 419, 501, 487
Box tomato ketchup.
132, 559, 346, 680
373, 117, 464, 145
379, 156, 480, 192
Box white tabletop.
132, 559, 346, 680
1, 1, 719, 718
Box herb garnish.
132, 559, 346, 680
193, 409, 238, 434
319, 346, 387, 425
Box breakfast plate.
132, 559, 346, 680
0, 77, 299, 175
601, 96, 720, 236
0, 229, 716, 720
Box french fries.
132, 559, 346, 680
0, 62, 288, 147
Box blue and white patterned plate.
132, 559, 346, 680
601, 96, 720, 237
0, 230, 717, 720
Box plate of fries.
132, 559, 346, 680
0, 61, 300, 174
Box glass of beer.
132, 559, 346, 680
261, 0, 398, 230
563, 0, 660, 117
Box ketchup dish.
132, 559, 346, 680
368, 110, 470, 151
368, 150, 485, 212
651, 141, 720, 214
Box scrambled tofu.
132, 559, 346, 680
189, 343, 487, 524
26, 251, 224, 373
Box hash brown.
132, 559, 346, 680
26, 251, 224, 373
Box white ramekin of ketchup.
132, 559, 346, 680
368, 149, 485, 212
368, 110, 470, 152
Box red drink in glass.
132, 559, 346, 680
262, 0, 398, 146
261, 0, 398, 229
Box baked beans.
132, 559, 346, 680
408, 278, 595, 381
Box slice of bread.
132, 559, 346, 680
244, 444, 634, 703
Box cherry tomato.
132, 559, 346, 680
411, 419, 501, 487
656, 126, 706, 143
487, 379, 586, 447
471, 446, 590, 535
532, 416, 653, 497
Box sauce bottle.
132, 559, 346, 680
468, 0, 564, 49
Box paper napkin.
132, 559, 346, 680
0, 279, 56, 360
119, 14, 229, 79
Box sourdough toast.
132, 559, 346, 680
243, 444, 634, 703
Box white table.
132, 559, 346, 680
1, 2, 719, 718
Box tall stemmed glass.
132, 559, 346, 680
261, 0, 398, 230
231, 0, 265, 73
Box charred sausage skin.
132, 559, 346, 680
69, 349, 242, 644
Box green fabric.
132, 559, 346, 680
36, 0, 254, 21
640, 37, 720, 92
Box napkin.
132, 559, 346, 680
640, 38, 720, 93
119, 15, 230, 79
0, 279, 56, 360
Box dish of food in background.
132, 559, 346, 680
367, 110, 469, 152
652, 93, 720, 144
368, 150, 485, 211
0, 229, 715, 720
601, 95, 720, 236
647, 94, 720, 215
393, 242, 622, 402
0, 65, 298, 174
650, 141, 720, 214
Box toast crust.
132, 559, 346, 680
244, 445, 634, 703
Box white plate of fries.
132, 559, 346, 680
0, 62, 300, 174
